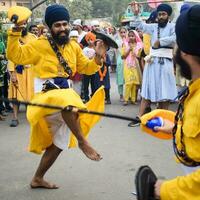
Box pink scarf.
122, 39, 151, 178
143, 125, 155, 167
124, 30, 143, 68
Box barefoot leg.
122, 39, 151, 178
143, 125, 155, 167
61, 111, 102, 161
30, 144, 62, 189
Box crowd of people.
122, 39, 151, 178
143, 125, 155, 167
1, 2, 200, 199
0, 3, 189, 127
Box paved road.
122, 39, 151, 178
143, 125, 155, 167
0, 74, 183, 200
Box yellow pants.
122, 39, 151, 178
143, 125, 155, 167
124, 84, 137, 102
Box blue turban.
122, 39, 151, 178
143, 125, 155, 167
180, 3, 190, 14
176, 5, 200, 56
45, 4, 70, 28
157, 4, 172, 16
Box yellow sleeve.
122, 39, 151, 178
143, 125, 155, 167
6, 30, 39, 65
7, 60, 15, 72
76, 44, 101, 75
143, 34, 151, 55
161, 169, 200, 200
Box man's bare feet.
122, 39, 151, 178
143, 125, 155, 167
30, 177, 59, 189
78, 141, 102, 161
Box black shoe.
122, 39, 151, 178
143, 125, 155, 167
5, 106, 13, 113
1, 110, 8, 117
128, 117, 140, 127
83, 99, 89, 103
144, 106, 151, 114
10, 119, 19, 127
105, 99, 111, 104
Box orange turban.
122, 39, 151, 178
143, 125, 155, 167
85, 32, 96, 43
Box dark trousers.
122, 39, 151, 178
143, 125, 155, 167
0, 86, 4, 112
82, 74, 96, 101
104, 88, 110, 101
0, 72, 10, 111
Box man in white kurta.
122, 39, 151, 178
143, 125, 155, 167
128, 4, 177, 127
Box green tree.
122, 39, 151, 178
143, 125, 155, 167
90, 0, 132, 24
61, 0, 93, 20
90, 0, 112, 18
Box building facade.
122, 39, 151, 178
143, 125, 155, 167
0, 0, 31, 12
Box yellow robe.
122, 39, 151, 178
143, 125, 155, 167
6, 30, 104, 154
161, 78, 200, 200
8, 33, 36, 101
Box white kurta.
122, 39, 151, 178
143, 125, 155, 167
135, 17, 177, 102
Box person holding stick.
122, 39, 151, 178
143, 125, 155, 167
6, 4, 108, 189
129, 3, 177, 127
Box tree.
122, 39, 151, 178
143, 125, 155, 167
61, 0, 93, 20
90, 0, 112, 18
90, 0, 131, 24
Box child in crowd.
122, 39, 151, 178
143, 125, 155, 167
122, 30, 143, 105
82, 32, 96, 102
94, 54, 111, 104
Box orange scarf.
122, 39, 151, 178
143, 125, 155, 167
99, 65, 107, 81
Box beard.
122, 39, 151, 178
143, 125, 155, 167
22, 27, 28, 37
175, 48, 192, 80
51, 29, 70, 45
158, 18, 168, 28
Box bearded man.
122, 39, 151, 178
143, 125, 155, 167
6, 4, 107, 189
154, 5, 200, 199
129, 4, 177, 127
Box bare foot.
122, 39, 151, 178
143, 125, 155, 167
30, 177, 59, 189
79, 141, 102, 161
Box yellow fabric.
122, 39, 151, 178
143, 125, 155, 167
69, 86, 105, 148
122, 49, 141, 85
8, 33, 36, 101
175, 79, 200, 161
8, 67, 34, 101
6, 30, 101, 78
140, 109, 175, 140
27, 86, 105, 154
8, 6, 32, 24
124, 84, 136, 102
143, 33, 151, 55
124, 65, 141, 85
161, 169, 200, 200
160, 78, 200, 200
122, 46, 141, 103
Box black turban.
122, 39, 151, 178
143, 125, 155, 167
147, 10, 157, 23
157, 4, 172, 16
45, 4, 70, 28
176, 5, 200, 56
